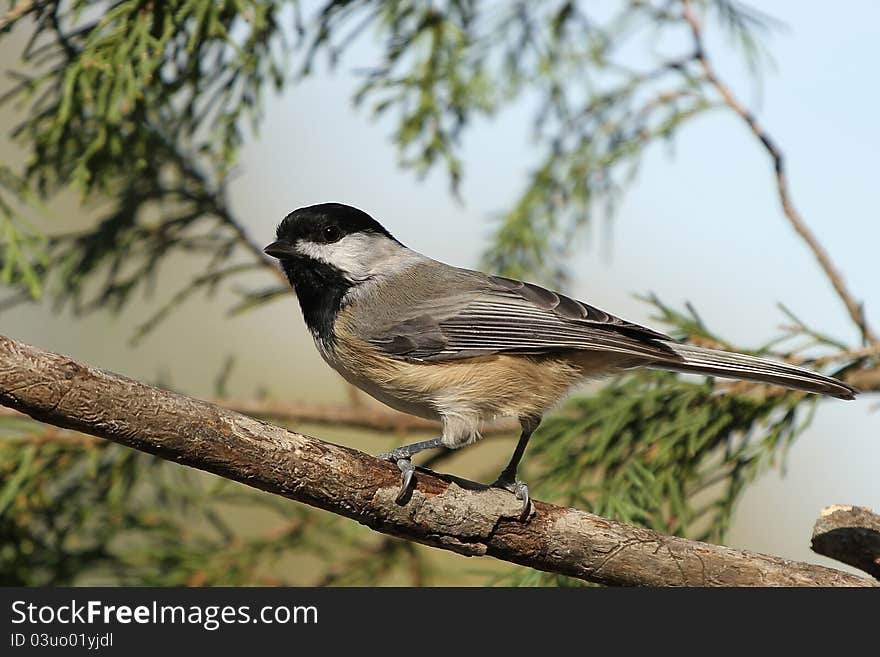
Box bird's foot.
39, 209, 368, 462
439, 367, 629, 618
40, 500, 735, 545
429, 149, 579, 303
376, 438, 445, 504
492, 476, 531, 521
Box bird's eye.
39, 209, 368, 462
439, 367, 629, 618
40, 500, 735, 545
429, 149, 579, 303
321, 225, 342, 243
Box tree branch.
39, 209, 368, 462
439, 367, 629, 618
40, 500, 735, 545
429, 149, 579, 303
812, 505, 880, 580
681, 0, 878, 346
0, 333, 874, 587
211, 398, 518, 435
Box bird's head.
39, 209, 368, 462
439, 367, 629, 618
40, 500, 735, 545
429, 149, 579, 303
264, 203, 405, 289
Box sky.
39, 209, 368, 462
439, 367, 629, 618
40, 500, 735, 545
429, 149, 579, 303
2, 1, 878, 571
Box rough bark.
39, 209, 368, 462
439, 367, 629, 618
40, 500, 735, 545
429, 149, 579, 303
0, 334, 874, 587
812, 505, 880, 580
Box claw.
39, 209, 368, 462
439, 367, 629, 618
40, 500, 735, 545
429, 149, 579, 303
376, 449, 417, 503
395, 458, 415, 504
377, 454, 416, 504
513, 481, 530, 521
493, 478, 531, 521
375, 447, 417, 504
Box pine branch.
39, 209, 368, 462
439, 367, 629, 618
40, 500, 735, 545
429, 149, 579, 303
0, 333, 873, 587
681, 0, 877, 346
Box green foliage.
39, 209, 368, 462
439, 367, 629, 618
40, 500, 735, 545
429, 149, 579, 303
12, 0, 287, 193
0, 413, 474, 585
532, 372, 811, 542
0, 0, 778, 306
2, 0, 291, 316
0, 417, 413, 585
1, 0, 852, 587
0, 165, 45, 298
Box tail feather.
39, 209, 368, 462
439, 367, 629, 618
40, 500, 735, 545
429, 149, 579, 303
650, 342, 858, 400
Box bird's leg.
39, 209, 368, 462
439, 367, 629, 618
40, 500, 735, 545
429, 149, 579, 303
376, 438, 445, 504
492, 417, 541, 521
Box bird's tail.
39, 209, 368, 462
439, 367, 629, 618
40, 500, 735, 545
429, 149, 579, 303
649, 342, 858, 400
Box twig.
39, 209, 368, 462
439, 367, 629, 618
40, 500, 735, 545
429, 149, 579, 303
1, 399, 518, 437
845, 366, 880, 395
212, 398, 518, 436
680, 0, 877, 346
214, 202, 286, 285
787, 344, 880, 367
811, 505, 880, 580
150, 126, 287, 285
0, 333, 873, 587
0, 426, 103, 447
0, 0, 37, 31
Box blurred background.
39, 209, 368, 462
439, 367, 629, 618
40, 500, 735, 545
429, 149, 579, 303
1, 0, 878, 585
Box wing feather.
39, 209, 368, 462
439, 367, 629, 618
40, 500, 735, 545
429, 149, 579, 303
358, 264, 676, 363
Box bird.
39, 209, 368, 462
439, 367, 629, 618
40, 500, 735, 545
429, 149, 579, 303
264, 202, 858, 520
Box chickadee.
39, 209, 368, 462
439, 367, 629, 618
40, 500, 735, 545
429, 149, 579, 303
265, 203, 857, 519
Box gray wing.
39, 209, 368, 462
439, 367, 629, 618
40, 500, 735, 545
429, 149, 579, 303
361, 265, 678, 363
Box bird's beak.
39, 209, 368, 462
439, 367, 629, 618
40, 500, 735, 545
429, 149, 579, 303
263, 240, 296, 259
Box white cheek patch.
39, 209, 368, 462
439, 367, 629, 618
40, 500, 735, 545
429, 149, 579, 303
296, 233, 378, 281
296, 233, 423, 283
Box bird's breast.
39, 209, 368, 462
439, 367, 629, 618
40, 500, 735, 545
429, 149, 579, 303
314, 333, 442, 421
318, 325, 594, 424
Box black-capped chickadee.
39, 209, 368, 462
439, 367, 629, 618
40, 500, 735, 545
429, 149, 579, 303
265, 203, 857, 519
